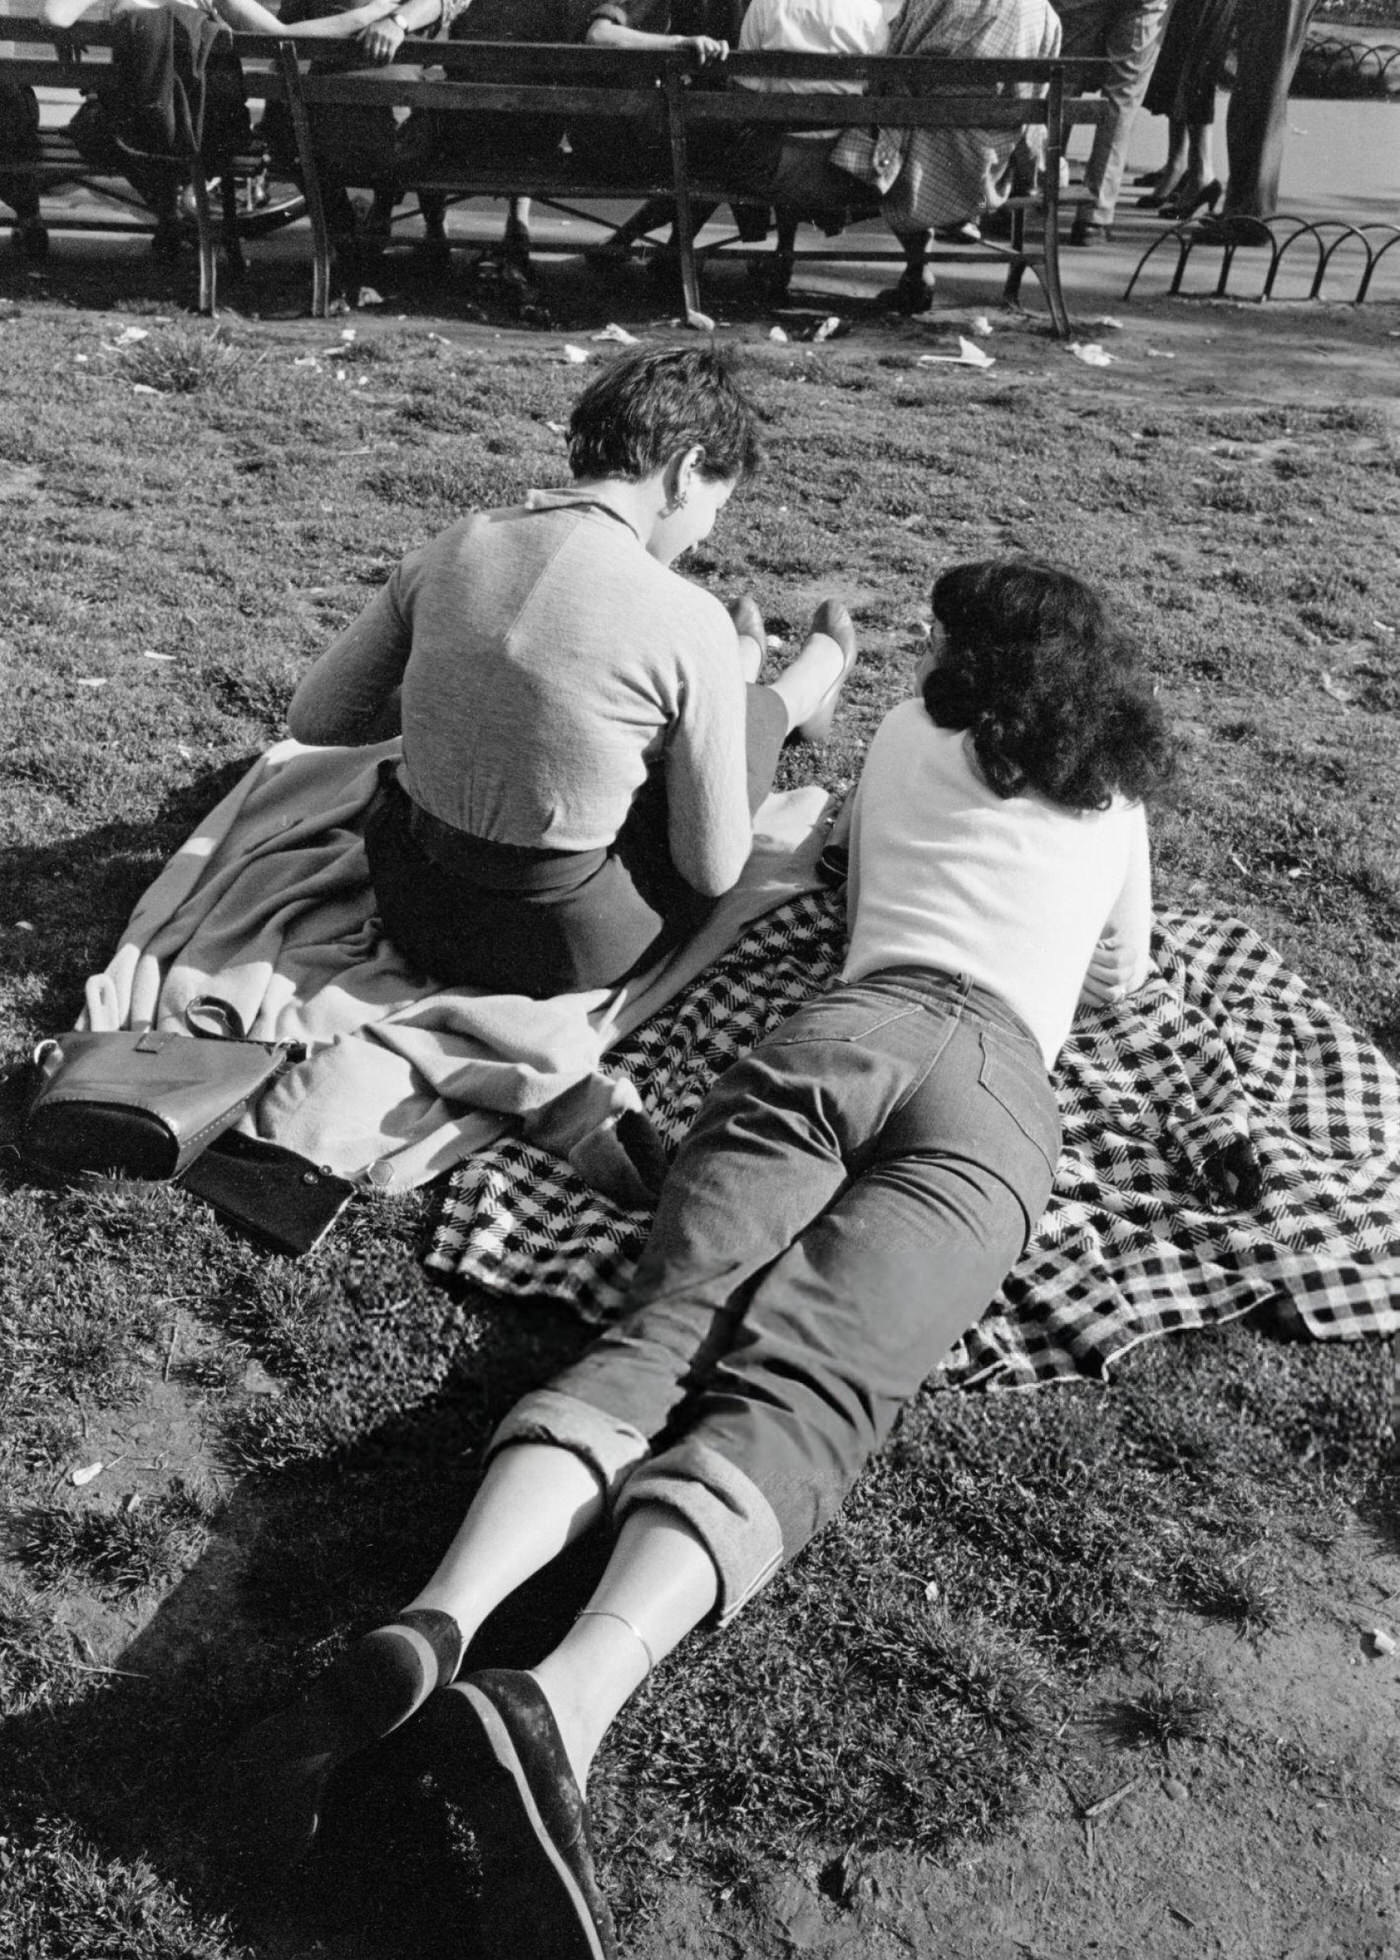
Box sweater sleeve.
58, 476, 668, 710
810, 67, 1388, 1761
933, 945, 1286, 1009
661, 619, 754, 897
286, 569, 412, 747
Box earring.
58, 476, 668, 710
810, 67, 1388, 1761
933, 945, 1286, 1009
665, 489, 689, 515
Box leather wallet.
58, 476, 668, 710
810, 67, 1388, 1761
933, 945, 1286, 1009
180, 1132, 355, 1255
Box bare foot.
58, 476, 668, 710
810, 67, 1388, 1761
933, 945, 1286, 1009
729, 595, 766, 683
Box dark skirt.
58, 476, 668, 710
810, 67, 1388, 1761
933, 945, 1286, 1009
365, 684, 788, 998
365, 765, 717, 998
1144, 0, 1238, 125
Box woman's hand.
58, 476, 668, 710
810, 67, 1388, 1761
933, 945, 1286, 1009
1078, 930, 1140, 1009
682, 34, 728, 64
358, 9, 407, 60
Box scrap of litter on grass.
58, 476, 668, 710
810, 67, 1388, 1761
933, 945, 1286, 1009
142, 650, 176, 662
918, 336, 995, 369
1369, 1627, 1397, 1656
358, 287, 385, 307
592, 323, 639, 344
1066, 1775, 1139, 1822
71, 1462, 105, 1486
1069, 342, 1115, 367
1088, 314, 1124, 331
563, 343, 594, 363
132, 384, 160, 396
1320, 671, 1355, 706
75, 677, 109, 688
108, 326, 149, 348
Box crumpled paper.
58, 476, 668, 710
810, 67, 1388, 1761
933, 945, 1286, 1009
917, 336, 995, 370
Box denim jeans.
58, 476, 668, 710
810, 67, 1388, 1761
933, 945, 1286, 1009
1057, 0, 1172, 224
492, 968, 1061, 1621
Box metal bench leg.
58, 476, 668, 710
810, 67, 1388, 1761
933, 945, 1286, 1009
1034, 71, 1072, 338
277, 40, 331, 317
663, 65, 711, 329
190, 166, 217, 315
221, 170, 246, 282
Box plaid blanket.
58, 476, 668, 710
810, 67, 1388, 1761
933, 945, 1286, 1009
427, 896, 1400, 1389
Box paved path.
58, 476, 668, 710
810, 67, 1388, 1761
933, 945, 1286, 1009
11, 89, 1399, 321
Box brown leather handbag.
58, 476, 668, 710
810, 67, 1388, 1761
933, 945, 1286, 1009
21, 1000, 301, 1182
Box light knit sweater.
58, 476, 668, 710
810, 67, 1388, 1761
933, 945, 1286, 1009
288, 490, 753, 897
843, 700, 1152, 1067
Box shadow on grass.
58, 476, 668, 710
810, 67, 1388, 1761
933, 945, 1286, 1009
0, 216, 927, 340
0, 757, 257, 1042
0, 1278, 611, 1960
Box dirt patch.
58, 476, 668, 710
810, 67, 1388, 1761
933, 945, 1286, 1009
633, 1525, 1400, 1960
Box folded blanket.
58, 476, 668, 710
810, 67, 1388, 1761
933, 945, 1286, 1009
80, 739, 832, 1192
428, 893, 1400, 1387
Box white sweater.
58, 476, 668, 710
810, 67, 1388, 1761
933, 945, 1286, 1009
843, 700, 1152, 1067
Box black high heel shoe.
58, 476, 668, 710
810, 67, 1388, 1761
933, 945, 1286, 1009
1157, 178, 1222, 222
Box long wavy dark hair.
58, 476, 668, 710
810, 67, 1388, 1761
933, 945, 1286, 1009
922, 559, 1176, 810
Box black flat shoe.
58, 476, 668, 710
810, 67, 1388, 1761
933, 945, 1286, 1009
1068, 217, 1113, 248
14, 217, 49, 261
423, 1672, 616, 1960
216, 1609, 464, 1885
876, 265, 934, 313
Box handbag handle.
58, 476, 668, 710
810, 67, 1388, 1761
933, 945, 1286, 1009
184, 995, 251, 1041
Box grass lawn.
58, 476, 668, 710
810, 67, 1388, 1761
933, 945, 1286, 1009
1, 289, 1398, 1960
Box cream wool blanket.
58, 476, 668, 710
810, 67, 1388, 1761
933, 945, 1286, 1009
81, 739, 830, 1193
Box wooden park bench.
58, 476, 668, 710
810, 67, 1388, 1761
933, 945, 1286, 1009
258, 37, 1109, 334
0, 13, 303, 313
1, 20, 1108, 334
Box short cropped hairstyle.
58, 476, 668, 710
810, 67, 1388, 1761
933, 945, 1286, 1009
923, 558, 1176, 811
568, 345, 763, 485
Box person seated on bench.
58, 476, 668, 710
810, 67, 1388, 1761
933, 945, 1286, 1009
222, 556, 1174, 1960
0, 81, 46, 261
567, 0, 743, 228
285, 344, 860, 999
592, 0, 896, 282
395, 0, 596, 294
251, 0, 465, 295
830, 0, 1064, 311
396, 0, 734, 291
41, 0, 408, 262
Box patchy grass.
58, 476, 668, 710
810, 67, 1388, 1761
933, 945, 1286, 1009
16, 1479, 217, 1599
1100, 1661, 1224, 1758
0, 303, 1396, 1959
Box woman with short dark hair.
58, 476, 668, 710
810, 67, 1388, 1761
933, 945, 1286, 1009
287, 346, 858, 999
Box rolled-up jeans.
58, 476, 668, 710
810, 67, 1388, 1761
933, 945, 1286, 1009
491, 967, 1061, 1623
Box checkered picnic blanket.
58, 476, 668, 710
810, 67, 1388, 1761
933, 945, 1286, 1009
426, 896, 1400, 1388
